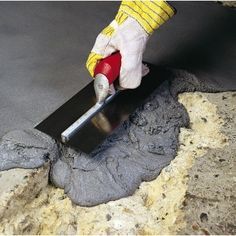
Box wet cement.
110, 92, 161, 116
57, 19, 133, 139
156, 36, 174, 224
0, 129, 58, 171
50, 68, 228, 206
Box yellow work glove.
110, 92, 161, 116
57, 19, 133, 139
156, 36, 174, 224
86, 0, 175, 89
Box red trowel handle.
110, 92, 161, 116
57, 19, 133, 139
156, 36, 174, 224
94, 52, 121, 85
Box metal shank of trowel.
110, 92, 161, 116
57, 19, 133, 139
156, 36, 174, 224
60, 52, 121, 144
94, 52, 121, 84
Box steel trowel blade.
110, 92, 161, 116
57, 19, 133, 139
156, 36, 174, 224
35, 64, 168, 154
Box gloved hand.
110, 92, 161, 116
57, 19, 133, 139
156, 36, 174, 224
86, 0, 175, 89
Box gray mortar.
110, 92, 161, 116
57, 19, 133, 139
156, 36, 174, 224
50, 69, 226, 206
0, 68, 231, 206
0, 129, 58, 171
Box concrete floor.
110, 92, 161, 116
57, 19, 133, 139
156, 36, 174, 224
0, 2, 235, 137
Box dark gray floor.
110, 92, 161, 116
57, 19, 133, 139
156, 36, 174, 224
0, 2, 235, 137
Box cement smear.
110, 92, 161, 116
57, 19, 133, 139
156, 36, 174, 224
0, 68, 229, 206
51, 81, 189, 206
50, 69, 226, 206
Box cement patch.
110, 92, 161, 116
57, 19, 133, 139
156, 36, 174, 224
51, 79, 189, 206
50, 69, 226, 206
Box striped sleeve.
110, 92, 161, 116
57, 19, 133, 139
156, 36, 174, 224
118, 1, 176, 34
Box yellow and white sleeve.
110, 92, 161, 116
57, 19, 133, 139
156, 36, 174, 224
117, 1, 176, 35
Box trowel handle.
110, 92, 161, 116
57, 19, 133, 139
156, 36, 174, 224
94, 52, 121, 85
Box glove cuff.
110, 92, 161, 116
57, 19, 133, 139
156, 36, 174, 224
118, 0, 176, 35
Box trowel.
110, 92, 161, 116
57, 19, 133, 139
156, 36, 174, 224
35, 52, 165, 154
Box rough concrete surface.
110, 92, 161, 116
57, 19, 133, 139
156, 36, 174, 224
0, 164, 49, 225
178, 92, 236, 235
0, 91, 235, 234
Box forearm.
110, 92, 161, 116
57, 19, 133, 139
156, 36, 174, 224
117, 1, 176, 34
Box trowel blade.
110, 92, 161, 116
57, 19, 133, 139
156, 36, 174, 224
35, 64, 168, 154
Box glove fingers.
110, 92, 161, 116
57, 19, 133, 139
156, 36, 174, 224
142, 63, 150, 77
108, 83, 116, 95
86, 33, 118, 77
92, 34, 116, 56
119, 52, 143, 89
86, 52, 103, 77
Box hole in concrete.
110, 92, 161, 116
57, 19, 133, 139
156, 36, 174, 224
106, 214, 112, 221
183, 200, 188, 207
200, 213, 208, 223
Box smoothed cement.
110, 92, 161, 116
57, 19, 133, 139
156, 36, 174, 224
0, 67, 230, 206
